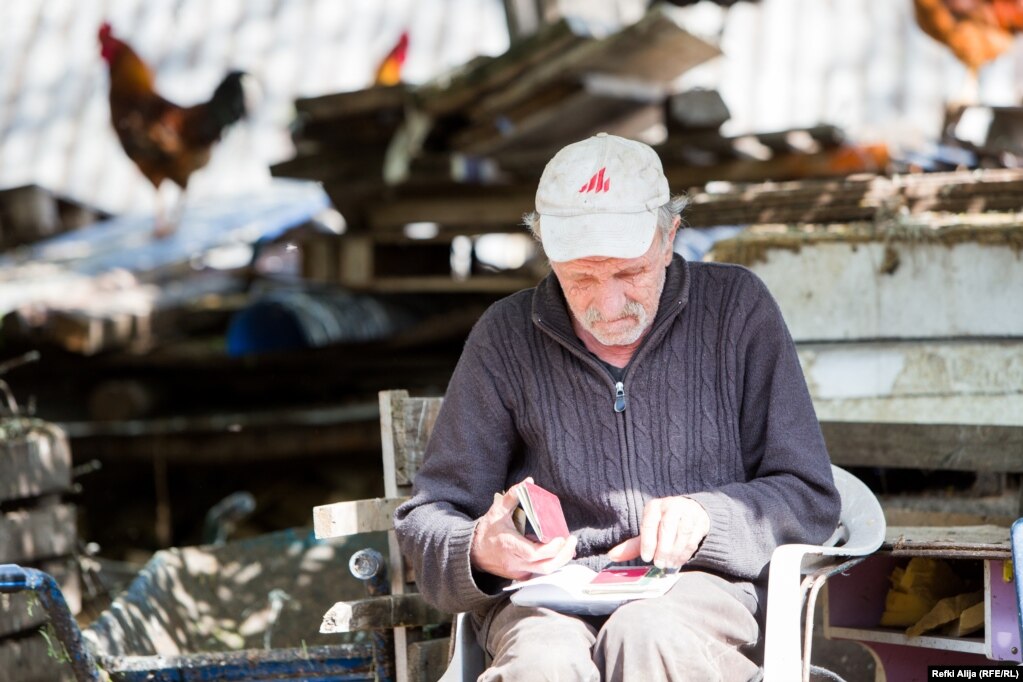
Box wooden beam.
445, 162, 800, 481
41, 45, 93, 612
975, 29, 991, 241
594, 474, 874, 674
407, 638, 453, 682
0, 504, 76, 564
313, 497, 408, 539
503, 0, 541, 39
367, 188, 535, 231
346, 276, 540, 295
0, 422, 71, 503
320, 594, 450, 633
882, 525, 1011, 559
0, 632, 77, 681
821, 422, 1023, 473
0, 558, 79, 637
67, 419, 382, 464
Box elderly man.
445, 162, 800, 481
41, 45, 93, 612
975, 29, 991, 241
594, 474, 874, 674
395, 133, 840, 681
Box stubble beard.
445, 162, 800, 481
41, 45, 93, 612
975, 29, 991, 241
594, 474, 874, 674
577, 266, 666, 347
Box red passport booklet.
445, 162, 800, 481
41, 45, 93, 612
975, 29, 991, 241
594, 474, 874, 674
514, 481, 570, 543
584, 566, 661, 593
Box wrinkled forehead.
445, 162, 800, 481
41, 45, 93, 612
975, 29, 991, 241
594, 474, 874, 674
552, 250, 653, 278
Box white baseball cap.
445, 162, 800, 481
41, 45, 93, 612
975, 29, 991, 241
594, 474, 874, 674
535, 133, 669, 262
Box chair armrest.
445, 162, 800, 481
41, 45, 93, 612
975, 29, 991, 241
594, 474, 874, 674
763, 466, 886, 682
762, 544, 829, 682
320, 593, 449, 633
438, 612, 487, 682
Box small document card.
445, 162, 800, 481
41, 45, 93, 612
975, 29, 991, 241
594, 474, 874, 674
584, 566, 675, 594
514, 481, 570, 543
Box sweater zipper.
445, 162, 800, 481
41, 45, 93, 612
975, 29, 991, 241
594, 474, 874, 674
531, 321, 627, 412
614, 381, 626, 413
534, 304, 679, 413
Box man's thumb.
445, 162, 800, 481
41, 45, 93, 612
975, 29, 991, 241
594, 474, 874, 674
494, 485, 523, 515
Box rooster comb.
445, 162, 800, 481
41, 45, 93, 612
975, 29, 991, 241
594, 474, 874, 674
99, 23, 113, 41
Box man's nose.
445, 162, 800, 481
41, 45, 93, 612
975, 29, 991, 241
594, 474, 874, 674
593, 281, 629, 319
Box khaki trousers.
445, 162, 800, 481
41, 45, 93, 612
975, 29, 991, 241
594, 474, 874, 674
480, 571, 761, 682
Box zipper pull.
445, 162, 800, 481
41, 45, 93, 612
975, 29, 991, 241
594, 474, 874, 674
614, 381, 626, 413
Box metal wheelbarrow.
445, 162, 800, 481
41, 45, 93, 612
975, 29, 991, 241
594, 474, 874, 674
2, 528, 385, 681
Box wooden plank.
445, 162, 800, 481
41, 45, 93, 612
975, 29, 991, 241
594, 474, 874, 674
0, 633, 75, 682
344, 276, 540, 295
366, 187, 535, 231
821, 422, 1023, 473
390, 395, 444, 489
473, 7, 717, 126
0, 422, 71, 503
294, 85, 409, 121
68, 418, 381, 464
378, 390, 412, 682
300, 233, 340, 283
313, 497, 407, 539
319, 594, 450, 633
883, 508, 1016, 529
570, 7, 721, 85
663, 143, 890, 191
416, 19, 582, 117
0, 185, 62, 251
882, 525, 1011, 558
62, 403, 382, 464
407, 637, 452, 682
453, 86, 661, 156
0, 558, 80, 638
338, 236, 374, 288
0, 504, 76, 564
0, 593, 47, 639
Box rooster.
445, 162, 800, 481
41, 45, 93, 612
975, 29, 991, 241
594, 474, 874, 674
913, 0, 1023, 101
98, 23, 252, 236
374, 32, 409, 87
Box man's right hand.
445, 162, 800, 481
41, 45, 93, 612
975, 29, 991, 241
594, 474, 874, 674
470, 478, 577, 580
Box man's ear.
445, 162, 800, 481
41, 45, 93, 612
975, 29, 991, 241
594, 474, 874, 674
663, 217, 680, 265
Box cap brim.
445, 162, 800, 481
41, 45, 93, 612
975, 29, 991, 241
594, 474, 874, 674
540, 210, 658, 262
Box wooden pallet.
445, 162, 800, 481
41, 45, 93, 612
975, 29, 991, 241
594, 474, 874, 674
0, 418, 80, 682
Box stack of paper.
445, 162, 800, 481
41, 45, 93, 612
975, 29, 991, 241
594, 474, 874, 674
506, 565, 682, 616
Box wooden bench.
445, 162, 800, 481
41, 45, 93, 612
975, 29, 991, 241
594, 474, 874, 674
313, 390, 452, 682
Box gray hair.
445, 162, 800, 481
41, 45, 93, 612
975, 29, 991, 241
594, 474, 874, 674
523, 193, 689, 245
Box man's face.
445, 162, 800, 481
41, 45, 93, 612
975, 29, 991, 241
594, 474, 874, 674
551, 224, 676, 348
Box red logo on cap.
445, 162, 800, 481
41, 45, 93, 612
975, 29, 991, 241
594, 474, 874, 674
579, 167, 610, 194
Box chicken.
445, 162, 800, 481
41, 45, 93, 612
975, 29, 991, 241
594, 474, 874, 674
374, 32, 409, 87
913, 0, 1023, 101
98, 23, 251, 236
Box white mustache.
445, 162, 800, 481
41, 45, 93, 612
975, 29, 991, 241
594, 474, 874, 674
583, 301, 646, 325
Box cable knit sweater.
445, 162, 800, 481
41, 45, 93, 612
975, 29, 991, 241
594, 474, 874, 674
395, 254, 840, 620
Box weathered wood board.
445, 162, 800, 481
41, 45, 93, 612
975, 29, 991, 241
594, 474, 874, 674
0, 504, 77, 564
0, 422, 72, 503
0, 632, 76, 682
0, 558, 80, 638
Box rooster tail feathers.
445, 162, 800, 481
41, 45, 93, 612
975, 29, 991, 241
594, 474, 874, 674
210, 71, 249, 127
186, 70, 251, 145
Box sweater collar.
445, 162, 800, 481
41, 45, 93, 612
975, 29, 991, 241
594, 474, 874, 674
531, 253, 692, 352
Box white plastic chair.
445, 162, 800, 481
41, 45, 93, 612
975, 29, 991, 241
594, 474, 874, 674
761, 465, 886, 682
440, 465, 885, 682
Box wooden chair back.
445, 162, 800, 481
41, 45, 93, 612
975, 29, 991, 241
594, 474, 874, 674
313, 390, 448, 682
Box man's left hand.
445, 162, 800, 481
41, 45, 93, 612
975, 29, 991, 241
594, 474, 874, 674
606, 496, 710, 569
